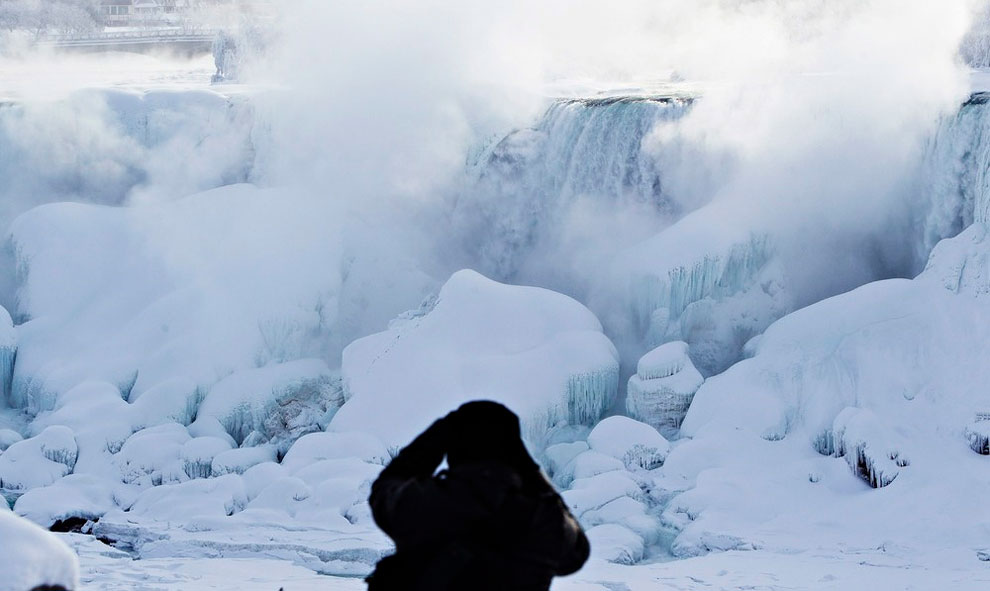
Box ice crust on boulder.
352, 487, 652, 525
626, 342, 704, 438
542, 441, 588, 480
281, 431, 389, 472
587, 416, 670, 470
126, 474, 248, 525
334, 270, 619, 449
0, 426, 77, 491
193, 359, 342, 451
115, 423, 190, 486
0, 428, 22, 451
965, 416, 990, 454
0, 510, 79, 591
813, 407, 908, 488
211, 446, 278, 477
586, 523, 646, 565
14, 473, 115, 528
181, 437, 234, 479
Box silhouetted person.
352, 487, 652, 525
367, 400, 589, 590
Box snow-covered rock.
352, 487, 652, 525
556, 450, 624, 489
334, 270, 620, 450
0, 510, 79, 591
626, 341, 704, 438
193, 359, 342, 452
0, 426, 77, 491
0, 429, 22, 452
181, 437, 234, 479
813, 407, 908, 488
115, 424, 190, 486
587, 416, 670, 470
211, 446, 278, 477
586, 523, 645, 565
14, 474, 115, 529
542, 441, 588, 480
281, 431, 389, 472
965, 416, 990, 454
126, 474, 248, 525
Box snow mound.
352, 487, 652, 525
0, 510, 79, 591
586, 523, 645, 565
334, 269, 619, 449
542, 441, 588, 480
0, 426, 77, 491
627, 341, 705, 438
0, 429, 22, 452
813, 407, 908, 488
587, 416, 670, 470
115, 423, 190, 487
181, 437, 234, 479
126, 474, 248, 525
14, 474, 115, 529
212, 446, 278, 477
194, 359, 342, 452
281, 431, 389, 472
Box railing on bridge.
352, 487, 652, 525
38, 27, 219, 50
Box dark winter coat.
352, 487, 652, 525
367, 404, 589, 591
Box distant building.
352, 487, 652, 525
101, 0, 133, 27
101, 0, 274, 27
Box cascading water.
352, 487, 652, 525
453, 96, 693, 281
917, 92, 990, 262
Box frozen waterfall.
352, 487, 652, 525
454, 96, 692, 280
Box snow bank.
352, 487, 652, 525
334, 270, 619, 449
626, 342, 704, 438
0, 510, 79, 591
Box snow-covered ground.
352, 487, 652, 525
69, 534, 989, 591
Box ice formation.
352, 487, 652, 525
14, 474, 114, 529
0, 510, 79, 591
193, 359, 342, 452
334, 269, 619, 450
457, 97, 691, 280
656, 212, 990, 554
965, 415, 990, 454
0, 426, 77, 492
626, 341, 704, 438
586, 416, 670, 470
812, 407, 908, 488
